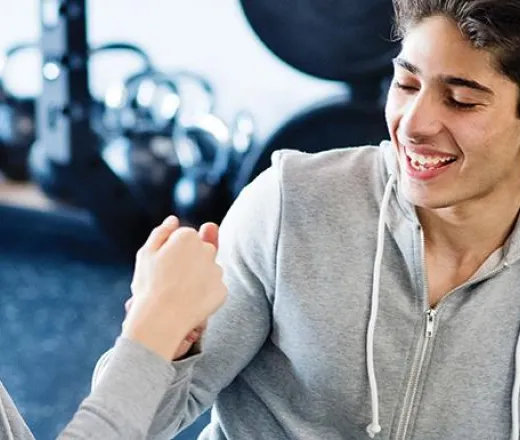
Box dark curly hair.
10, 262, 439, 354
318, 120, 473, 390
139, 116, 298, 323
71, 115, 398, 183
392, 0, 520, 114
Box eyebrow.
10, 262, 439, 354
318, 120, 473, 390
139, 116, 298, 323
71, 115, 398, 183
392, 57, 494, 95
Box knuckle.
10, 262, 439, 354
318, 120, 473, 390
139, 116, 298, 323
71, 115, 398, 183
150, 227, 160, 237
175, 226, 198, 242
149, 226, 161, 238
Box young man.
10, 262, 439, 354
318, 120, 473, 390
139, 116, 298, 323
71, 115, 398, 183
95, 0, 520, 439
0, 217, 227, 439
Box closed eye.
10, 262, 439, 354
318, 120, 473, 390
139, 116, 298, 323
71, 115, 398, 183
395, 81, 479, 110
446, 98, 478, 110
394, 81, 418, 92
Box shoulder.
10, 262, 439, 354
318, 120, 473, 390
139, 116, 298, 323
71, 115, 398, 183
272, 143, 389, 205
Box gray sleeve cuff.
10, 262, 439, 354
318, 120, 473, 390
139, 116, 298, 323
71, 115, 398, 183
86, 337, 177, 430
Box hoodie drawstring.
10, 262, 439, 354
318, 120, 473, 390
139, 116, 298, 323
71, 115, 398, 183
512, 324, 520, 440
366, 173, 396, 438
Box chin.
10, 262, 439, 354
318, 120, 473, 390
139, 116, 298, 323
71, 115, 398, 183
400, 185, 456, 210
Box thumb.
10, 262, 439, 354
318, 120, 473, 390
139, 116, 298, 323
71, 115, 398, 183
198, 222, 219, 249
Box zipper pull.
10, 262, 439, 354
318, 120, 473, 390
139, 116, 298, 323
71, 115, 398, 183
425, 309, 436, 338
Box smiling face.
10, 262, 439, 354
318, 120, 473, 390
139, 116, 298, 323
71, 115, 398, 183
385, 15, 520, 210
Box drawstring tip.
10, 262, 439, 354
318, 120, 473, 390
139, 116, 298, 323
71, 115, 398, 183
366, 423, 382, 438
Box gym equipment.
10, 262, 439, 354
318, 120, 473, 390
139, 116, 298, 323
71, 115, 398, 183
170, 69, 216, 119
28, 0, 154, 254
226, 110, 256, 198
28, 25, 254, 247
29, 59, 160, 206
101, 130, 181, 224
171, 107, 233, 226
236, 0, 398, 187
100, 69, 182, 223
0, 41, 153, 183
103, 67, 256, 228
89, 42, 155, 140
235, 87, 389, 190
239, 0, 398, 82
167, 71, 256, 225
101, 68, 180, 138
0, 43, 38, 181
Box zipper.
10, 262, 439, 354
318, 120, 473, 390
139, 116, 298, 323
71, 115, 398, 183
394, 225, 510, 440
425, 309, 436, 337
395, 225, 434, 440
395, 309, 437, 440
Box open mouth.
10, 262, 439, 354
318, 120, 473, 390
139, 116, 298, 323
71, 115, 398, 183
406, 150, 457, 172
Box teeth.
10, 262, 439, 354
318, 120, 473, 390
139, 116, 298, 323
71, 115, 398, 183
411, 161, 427, 171
407, 150, 455, 171
407, 150, 454, 165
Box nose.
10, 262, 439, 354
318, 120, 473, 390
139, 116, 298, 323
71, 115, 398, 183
399, 90, 443, 141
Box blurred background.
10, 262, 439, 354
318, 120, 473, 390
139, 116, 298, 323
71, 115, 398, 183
0, 1, 346, 147
0, 1, 396, 439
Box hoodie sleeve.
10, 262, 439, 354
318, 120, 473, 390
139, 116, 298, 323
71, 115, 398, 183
57, 337, 176, 440
0, 381, 36, 440
91, 153, 283, 439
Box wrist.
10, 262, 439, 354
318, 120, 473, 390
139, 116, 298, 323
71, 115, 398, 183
121, 321, 186, 362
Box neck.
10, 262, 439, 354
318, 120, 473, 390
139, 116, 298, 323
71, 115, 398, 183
417, 189, 520, 264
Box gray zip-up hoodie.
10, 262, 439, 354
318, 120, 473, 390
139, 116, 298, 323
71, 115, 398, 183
94, 140, 520, 440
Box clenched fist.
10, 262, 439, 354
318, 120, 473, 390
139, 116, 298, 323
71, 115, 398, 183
122, 216, 227, 361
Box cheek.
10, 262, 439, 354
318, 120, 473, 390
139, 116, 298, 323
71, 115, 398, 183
454, 120, 498, 162
384, 89, 402, 130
